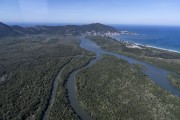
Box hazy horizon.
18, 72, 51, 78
3, 22, 180, 27
1, 0, 180, 26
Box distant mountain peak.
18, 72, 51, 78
0, 22, 10, 28
0, 22, 22, 37
89, 23, 104, 25
0, 22, 4, 25
82, 23, 118, 32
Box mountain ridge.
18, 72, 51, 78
0, 22, 120, 37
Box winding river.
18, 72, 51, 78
80, 38, 180, 96
42, 60, 72, 120
67, 38, 180, 120
67, 56, 101, 120
42, 37, 180, 120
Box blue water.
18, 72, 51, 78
113, 25, 180, 52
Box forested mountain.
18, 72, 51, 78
0, 22, 119, 37
0, 22, 21, 37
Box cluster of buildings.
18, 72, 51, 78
83, 31, 120, 37
83, 30, 137, 37
123, 41, 142, 49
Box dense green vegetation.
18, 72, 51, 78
0, 23, 118, 120
76, 55, 180, 120
0, 35, 91, 120
1, 22, 180, 120
168, 74, 180, 89
88, 36, 180, 74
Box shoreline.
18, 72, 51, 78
112, 36, 180, 54
144, 45, 180, 54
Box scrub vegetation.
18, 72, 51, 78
168, 74, 180, 89
76, 55, 180, 120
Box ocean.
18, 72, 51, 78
113, 25, 180, 52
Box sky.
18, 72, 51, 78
0, 0, 180, 26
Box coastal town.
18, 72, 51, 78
84, 30, 143, 49
83, 30, 136, 37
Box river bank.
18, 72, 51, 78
89, 36, 180, 74
79, 37, 180, 97
42, 59, 72, 120
44, 37, 180, 120
47, 55, 94, 120
73, 38, 180, 120
76, 55, 180, 120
